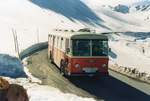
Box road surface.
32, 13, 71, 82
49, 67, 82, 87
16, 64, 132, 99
27, 49, 150, 101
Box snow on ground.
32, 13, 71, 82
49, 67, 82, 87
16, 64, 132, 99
27, 84, 95, 101
109, 33, 150, 74
1, 57, 95, 101
2, 77, 95, 101
82, 0, 150, 32
0, 54, 26, 78
81, 0, 141, 6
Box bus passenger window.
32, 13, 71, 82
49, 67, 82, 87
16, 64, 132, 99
60, 38, 63, 49
65, 39, 70, 54
57, 37, 59, 47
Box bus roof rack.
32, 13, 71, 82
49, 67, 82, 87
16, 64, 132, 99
54, 29, 75, 32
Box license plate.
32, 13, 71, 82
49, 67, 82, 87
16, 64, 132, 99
83, 68, 98, 73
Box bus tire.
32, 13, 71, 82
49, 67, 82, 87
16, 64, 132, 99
60, 60, 65, 75
60, 60, 68, 76
49, 51, 54, 63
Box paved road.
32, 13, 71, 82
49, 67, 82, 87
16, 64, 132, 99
27, 49, 150, 101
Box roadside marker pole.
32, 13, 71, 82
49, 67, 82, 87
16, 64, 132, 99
12, 28, 20, 58
37, 28, 39, 43
12, 29, 17, 53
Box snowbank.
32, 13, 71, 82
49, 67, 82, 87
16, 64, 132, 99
27, 84, 95, 101
109, 33, 150, 79
2, 67, 95, 101
109, 40, 150, 73
0, 56, 96, 101
0, 54, 26, 78
2, 77, 95, 101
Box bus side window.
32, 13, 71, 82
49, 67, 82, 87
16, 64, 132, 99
62, 38, 66, 51
57, 37, 59, 48
54, 36, 57, 47
65, 39, 70, 54
51, 35, 52, 45
49, 35, 51, 45
48, 35, 50, 43
51, 35, 53, 45
58, 37, 61, 49
60, 37, 63, 50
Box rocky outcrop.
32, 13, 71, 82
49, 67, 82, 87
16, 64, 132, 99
0, 77, 29, 101
0, 77, 10, 90
0, 77, 10, 101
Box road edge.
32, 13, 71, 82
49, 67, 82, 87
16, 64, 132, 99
109, 64, 150, 85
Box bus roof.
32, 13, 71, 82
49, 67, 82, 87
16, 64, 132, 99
49, 31, 108, 40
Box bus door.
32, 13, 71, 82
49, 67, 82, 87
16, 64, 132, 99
65, 39, 69, 54
64, 39, 69, 69
52, 36, 55, 61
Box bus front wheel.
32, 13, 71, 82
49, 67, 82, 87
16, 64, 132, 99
60, 60, 68, 76
60, 61, 65, 75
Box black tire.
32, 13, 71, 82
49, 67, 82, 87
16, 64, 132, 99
49, 52, 54, 63
60, 61, 65, 75
92, 75, 100, 80
60, 60, 68, 76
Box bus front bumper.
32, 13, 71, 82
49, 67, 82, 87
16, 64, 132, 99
66, 71, 109, 77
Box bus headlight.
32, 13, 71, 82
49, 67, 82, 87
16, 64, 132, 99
75, 64, 80, 68
102, 64, 107, 68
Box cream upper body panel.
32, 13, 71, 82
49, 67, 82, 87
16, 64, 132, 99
49, 31, 108, 40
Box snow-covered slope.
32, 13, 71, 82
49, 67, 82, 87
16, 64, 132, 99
0, 0, 85, 56
109, 33, 150, 74
130, 0, 150, 12
0, 54, 26, 78
0, 0, 150, 56
128, 1, 150, 22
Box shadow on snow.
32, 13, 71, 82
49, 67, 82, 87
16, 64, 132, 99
0, 54, 27, 78
123, 32, 150, 40
30, 0, 110, 29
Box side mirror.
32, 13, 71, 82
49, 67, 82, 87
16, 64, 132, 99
66, 48, 70, 53
109, 48, 111, 52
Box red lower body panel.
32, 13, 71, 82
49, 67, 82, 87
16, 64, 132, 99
66, 57, 109, 76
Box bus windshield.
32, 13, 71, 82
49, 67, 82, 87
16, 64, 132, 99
72, 40, 108, 56
72, 40, 91, 56
92, 40, 108, 56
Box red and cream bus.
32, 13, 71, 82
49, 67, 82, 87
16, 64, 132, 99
48, 30, 109, 76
